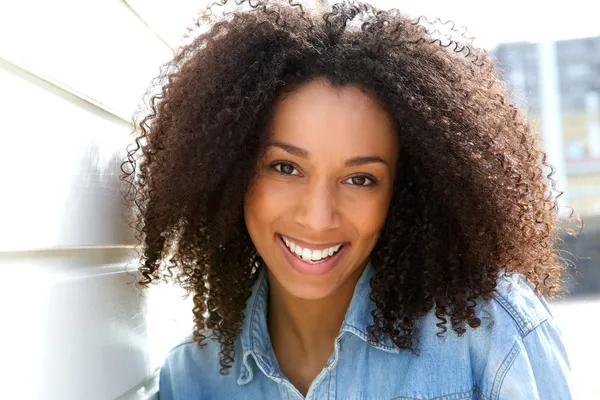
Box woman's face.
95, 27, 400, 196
244, 79, 399, 300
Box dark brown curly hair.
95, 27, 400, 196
121, 0, 582, 374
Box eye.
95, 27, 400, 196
273, 162, 301, 176
344, 175, 375, 186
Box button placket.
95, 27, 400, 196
305, 333, 345, 399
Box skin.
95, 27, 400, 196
244, 78, 399, 395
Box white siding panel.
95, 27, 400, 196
0, 58, 133, 251
0, 248, 192, 400
0, 26, 191, 400
0, 2, 193, 399
0, 0, 173, 117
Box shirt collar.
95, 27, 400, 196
238, 266, 277, 385
339, 263, 400, 353
237, 262, 399, 385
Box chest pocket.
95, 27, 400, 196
389, 387, 485, 400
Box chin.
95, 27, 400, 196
276, 274, 342, 300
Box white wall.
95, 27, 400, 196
0, 1, 192, 399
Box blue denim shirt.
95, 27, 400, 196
159, 264, 575, 399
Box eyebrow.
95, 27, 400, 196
269, 141, 309, 158
267, 141, 389, 167
344, 155, 389, 167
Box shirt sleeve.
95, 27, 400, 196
498, 318, 576, 399
158, 356, 174, 400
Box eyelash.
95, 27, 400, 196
271, 161, 377, 187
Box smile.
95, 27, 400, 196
280, 235, 344, 264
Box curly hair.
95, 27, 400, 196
121, 0, 582, 374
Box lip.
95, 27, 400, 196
279, 234, 344, 252
276, 234, 349, 276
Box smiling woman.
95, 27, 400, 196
245, 80, 398, 301
122, 0, 580, 399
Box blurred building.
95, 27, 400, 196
494, 36, 600, 113
492, 37, 600, 217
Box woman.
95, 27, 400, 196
122, 1, 580, 398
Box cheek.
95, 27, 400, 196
344, 192, 391, 239
244, 176, 291, 234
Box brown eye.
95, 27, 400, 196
344, 175, 375, 186
273, 162, 300, 176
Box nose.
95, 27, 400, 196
294, 179, 339, 232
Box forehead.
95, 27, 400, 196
269, 79, 398, 159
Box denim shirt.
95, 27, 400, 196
159, 264, 575, 399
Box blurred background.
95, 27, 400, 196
0, 0, 597, 398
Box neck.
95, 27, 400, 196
266, 265, 365, 362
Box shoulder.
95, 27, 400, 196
470, 273, 574, 398
416, 272, 552, 345
411, 273, 573, 398
489, 272, 552, 337
161, 333, 226, 377
486, 274, 575, 398
159, 334, 242, 399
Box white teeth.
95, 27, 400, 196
313, 250, 322, 261
281, 236, 343, 263
301, 248, 311, 261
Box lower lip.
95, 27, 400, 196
277, 234, 348, 276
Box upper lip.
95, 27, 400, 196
279, 234, 346, 251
